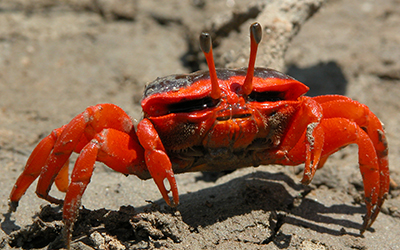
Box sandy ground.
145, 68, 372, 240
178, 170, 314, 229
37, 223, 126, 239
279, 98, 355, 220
0, 0, 399, 249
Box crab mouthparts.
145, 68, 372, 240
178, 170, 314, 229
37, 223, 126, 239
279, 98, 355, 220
216, 113, 251, 121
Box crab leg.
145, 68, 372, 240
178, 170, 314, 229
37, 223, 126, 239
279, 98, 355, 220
54, 159, 70, 193
137, 118, 179, 206
63, 140, 98, 248
279, 117, 381, 232
35, 113, 91, 204
321, 118, 380, 232
9, 126, 66, 210
9, 104, 136, 209
59, 128, 144, 247
313, 95, 389, 228
37, 104, 134, 204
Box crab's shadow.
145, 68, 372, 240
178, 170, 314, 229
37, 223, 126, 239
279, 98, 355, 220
178, 171, 365, 234
286, 61, 348, 96
4, 171, 366, 249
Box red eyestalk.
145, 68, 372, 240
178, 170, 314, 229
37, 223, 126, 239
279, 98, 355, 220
242, 22, 262, 96
200, 32, 221, 100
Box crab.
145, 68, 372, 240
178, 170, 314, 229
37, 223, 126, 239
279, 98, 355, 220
9, 22, 389, 247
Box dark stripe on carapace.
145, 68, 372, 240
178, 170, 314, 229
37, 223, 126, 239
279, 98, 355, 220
142, 67, 296, 99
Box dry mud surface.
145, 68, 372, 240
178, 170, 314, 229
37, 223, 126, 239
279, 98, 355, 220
0, 0, 399, 249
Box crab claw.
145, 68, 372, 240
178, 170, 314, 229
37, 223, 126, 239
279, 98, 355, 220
137, 118, 179, 206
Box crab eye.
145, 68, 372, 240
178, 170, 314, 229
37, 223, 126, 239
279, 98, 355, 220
168, 96, 219, 113
248, 91, 284, 102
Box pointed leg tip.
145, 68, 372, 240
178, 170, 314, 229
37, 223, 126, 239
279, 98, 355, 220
171, 197, 180, 207
359, 222, 372, 236
360, 213, 372, 235
300, 178, 311, 186
8, 200, 18, 213
62, 223, 73, 250
360, 219, 367, 235
162, 190, 179, 208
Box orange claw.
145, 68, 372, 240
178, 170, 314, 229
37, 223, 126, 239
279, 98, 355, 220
301, 123, 325, 185
137, 118, 179, 206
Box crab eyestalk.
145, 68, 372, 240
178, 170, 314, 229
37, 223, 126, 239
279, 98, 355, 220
200, 32, 221, 100
242, 22, 262, 96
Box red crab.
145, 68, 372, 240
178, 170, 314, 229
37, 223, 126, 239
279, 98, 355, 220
10, 22, 389, 246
